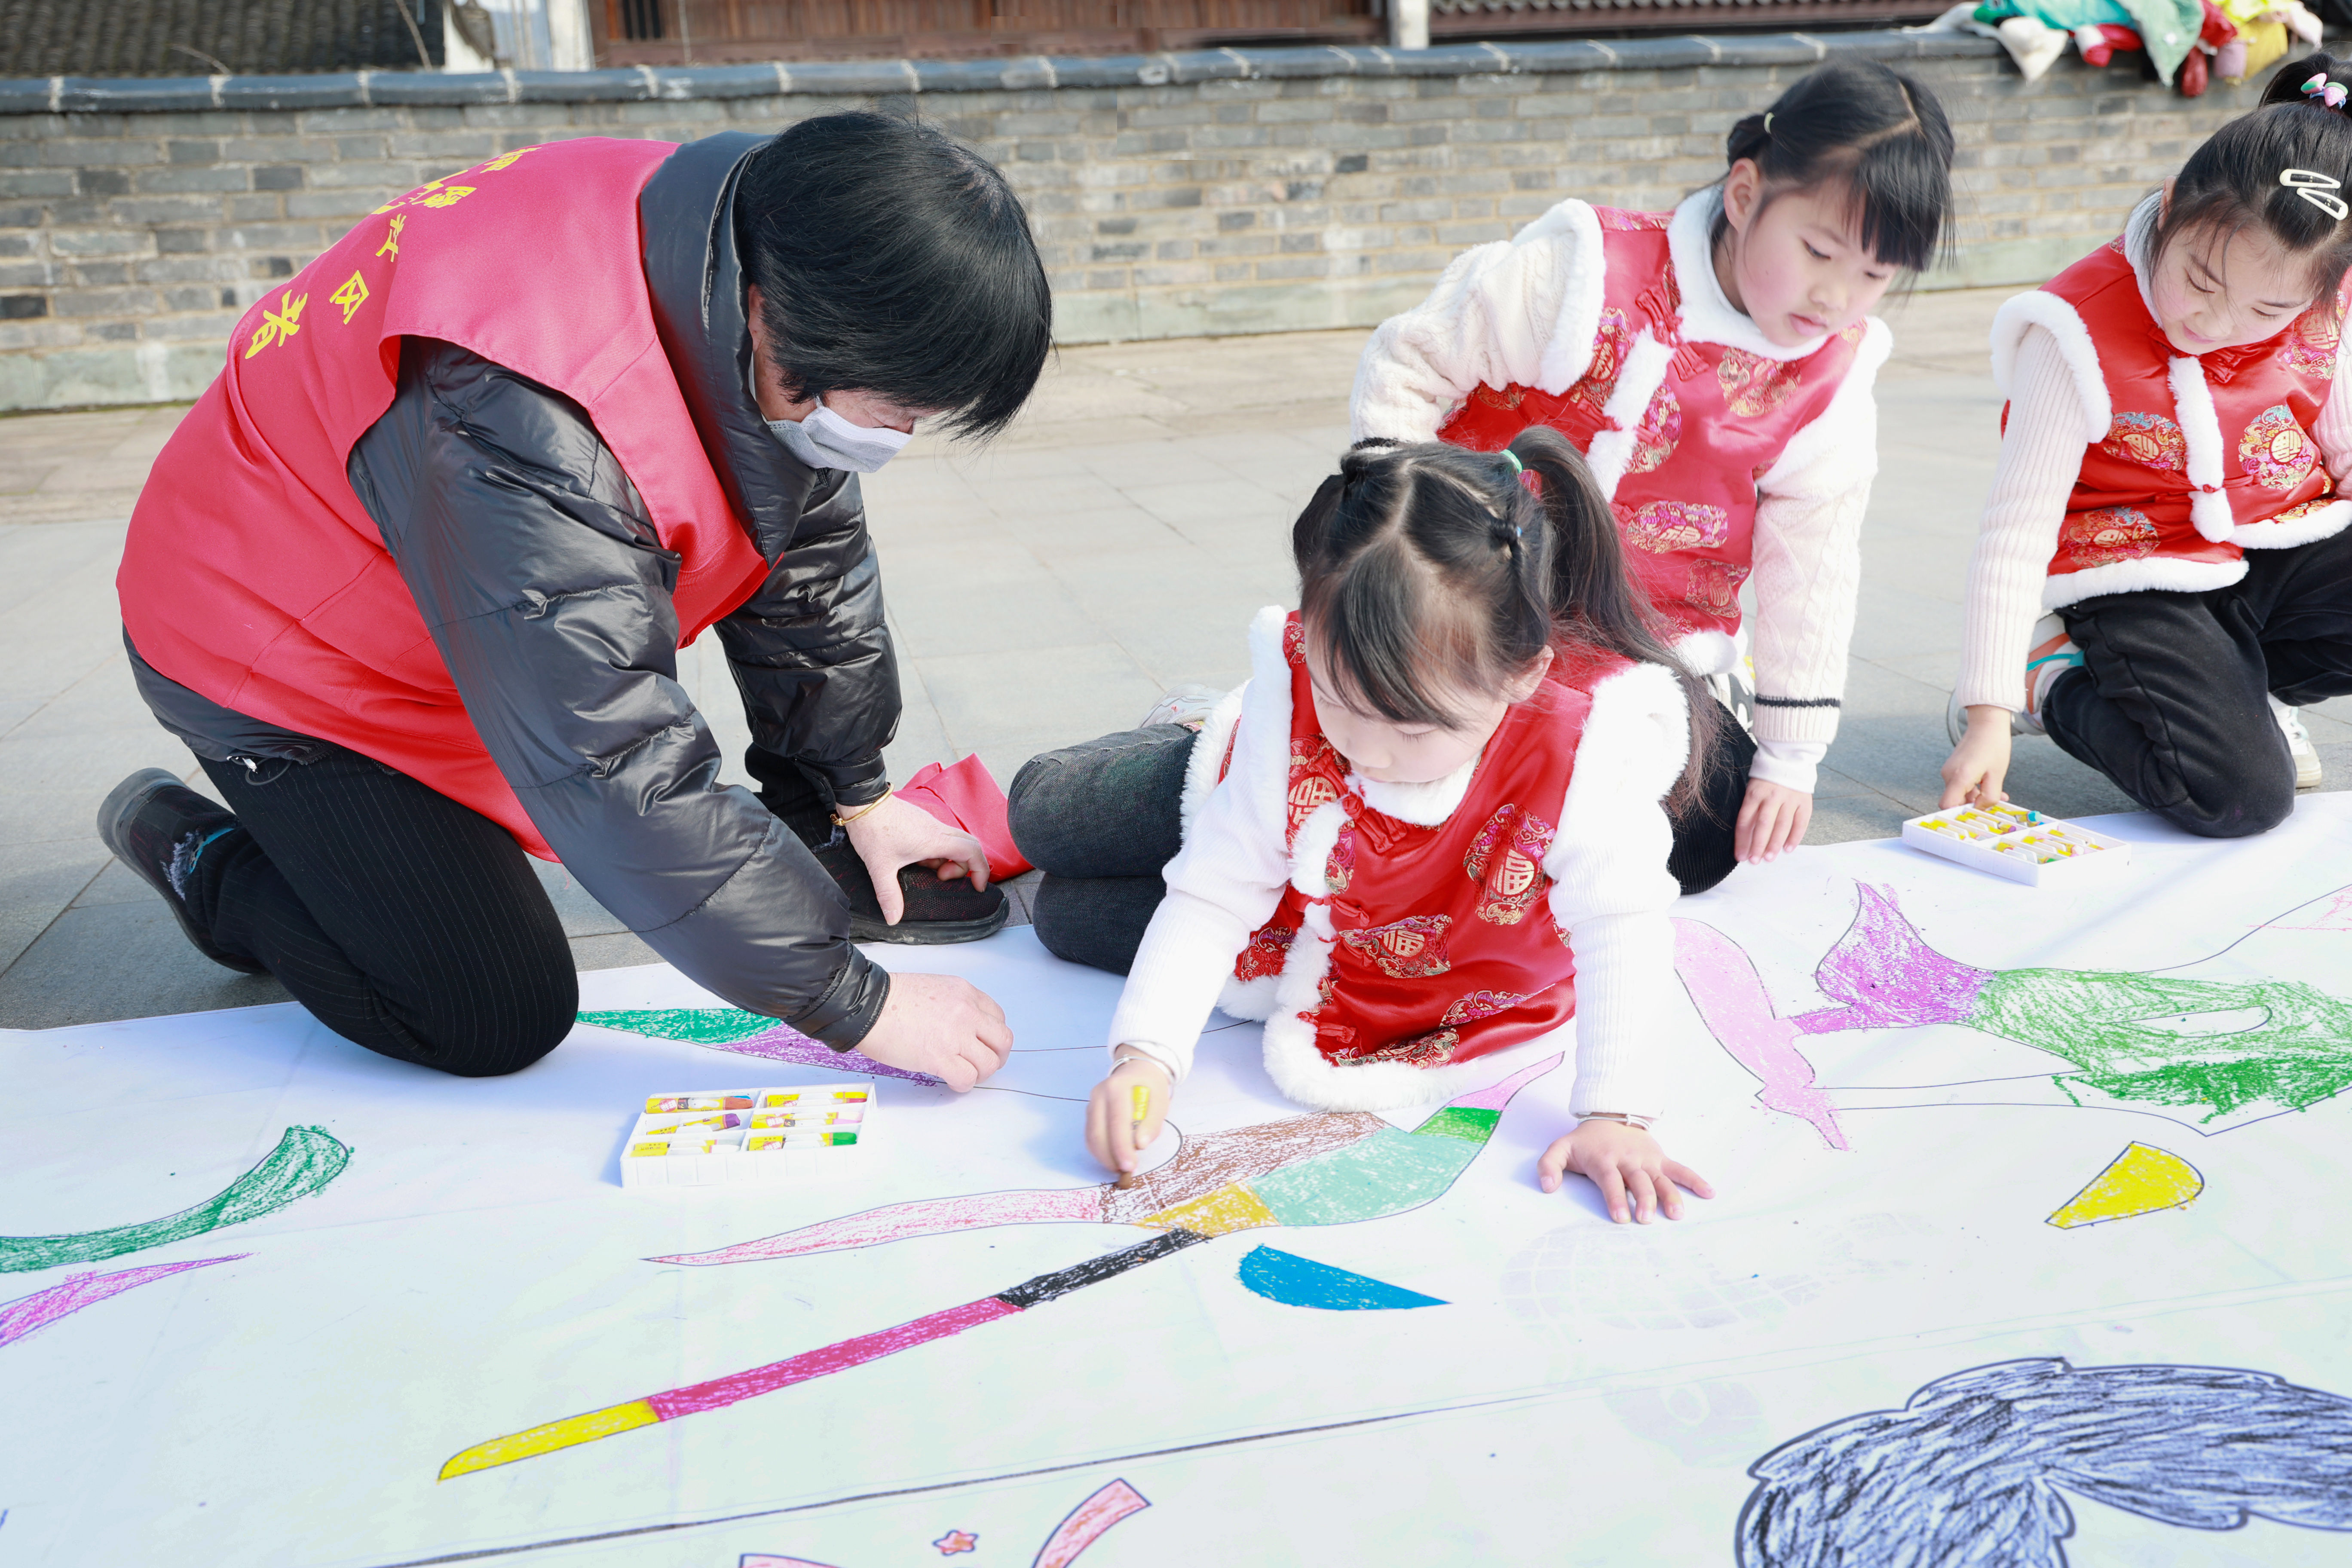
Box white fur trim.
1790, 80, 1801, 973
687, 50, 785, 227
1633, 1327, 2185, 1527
1669, 626, 1740, 679
1518, 199, 1606, 396
2041, 553, 2248, 609
1667, 190, 1827, 361
1991, 291, 2110, 441
1353, 752, 1479, 827
1288, 799, 1345, 901
1571, 660, 1691, 808
1586, 331, 1674, 503
1213, 972, 1280, 1023
1757, 316, 1893, 499
2236, 497, 2352, 549
2168, 355, 2235, 545
1178, 683, 1249, 840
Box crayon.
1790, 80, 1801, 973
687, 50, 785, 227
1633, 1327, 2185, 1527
643, 1093, 753, 1114
1115, 1082, 1150, 1191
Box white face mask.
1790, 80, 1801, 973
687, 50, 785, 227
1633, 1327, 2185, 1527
763, 398, 913, 474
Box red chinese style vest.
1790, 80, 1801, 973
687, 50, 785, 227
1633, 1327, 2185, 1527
1232, 614, 1618, 1074
116, 138, 770, 858
1436, 206, 1863, 641
2029, 238, 2347, 589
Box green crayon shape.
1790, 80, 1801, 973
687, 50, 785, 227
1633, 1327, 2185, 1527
1, 1125, 351, 1274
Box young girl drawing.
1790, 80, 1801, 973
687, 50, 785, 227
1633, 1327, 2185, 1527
1942, 56, 2352, 832
1352, 61, 1954, 891
1009, 431, 1714, 1224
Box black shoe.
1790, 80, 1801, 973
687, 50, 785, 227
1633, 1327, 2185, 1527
808, 833, 1010, 945
95, 768, 268, 975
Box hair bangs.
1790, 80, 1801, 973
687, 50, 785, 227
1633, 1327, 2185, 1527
1310, 551, 1484, 731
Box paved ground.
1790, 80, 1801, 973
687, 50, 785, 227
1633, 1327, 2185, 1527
6, 288, 2350, 1029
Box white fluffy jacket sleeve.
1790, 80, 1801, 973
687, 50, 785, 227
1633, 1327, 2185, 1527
1545, 662, 1688, 1120
1350, 199, 1607, 443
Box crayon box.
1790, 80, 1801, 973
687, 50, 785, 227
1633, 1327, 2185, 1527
621, 1081, 873, 1189
1901, 802, 2130, 886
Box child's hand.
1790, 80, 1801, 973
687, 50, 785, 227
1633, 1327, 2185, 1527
1538, 1119, 1714, 1223
1939, 707, 2015, 810
1084, 1054, 1173, 1178
1735, 779, 1811, 864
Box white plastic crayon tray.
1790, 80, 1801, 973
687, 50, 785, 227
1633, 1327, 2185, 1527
1901, 802, 2130, 886
619, 1081, 872, 1189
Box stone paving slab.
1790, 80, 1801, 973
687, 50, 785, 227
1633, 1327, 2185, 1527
5, 288, 2349, 1029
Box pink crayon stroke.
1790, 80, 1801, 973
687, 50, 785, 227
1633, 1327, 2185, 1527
2263, 885, 2352, 933
721, 1023, 944, 1087
741, 1558, 839, 1568
1033, 1479, 1150, 1568
1446, 1052, 1561, 1112
648, 1187, 1104, 1267
648, 1297, 1019, 1420
1672, 920, 1849, 1151
0, 1255, 245, 1351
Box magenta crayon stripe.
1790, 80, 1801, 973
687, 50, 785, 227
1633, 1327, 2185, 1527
0, 1255, 245, 1351
647, 1296, 1020, 1419
1672, 919, 1849, 1151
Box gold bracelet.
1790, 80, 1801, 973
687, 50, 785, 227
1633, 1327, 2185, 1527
829, 794, 890, 829
1577, 1111, 1655, 1131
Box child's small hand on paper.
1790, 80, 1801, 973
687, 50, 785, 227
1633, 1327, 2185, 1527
1538, 1119, 1714, 1224
1085, 1055, 1172, 1177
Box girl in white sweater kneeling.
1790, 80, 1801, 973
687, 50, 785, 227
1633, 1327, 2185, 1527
1008, 431, 1714, 1224
1353, 60, 1955, 888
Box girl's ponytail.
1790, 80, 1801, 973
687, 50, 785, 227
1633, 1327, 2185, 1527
1504, 426, 1718, 810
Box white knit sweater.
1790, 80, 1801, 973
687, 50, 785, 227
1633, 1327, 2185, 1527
1107, 607, 1689, 1118
1349, 189, 1888, 796
1957, 194, 2352, 711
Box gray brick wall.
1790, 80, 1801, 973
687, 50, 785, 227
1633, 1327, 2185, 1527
0, 37, 2279, 410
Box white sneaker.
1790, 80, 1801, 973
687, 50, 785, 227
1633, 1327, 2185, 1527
1141, 684, 1226, 731
2271, 695, 2323, 789
2019, 613, 2084, 738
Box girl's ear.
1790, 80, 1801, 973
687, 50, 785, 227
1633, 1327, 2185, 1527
2158, 175, 2175, 228
1504, 643, 1555, 703
1721, 158, 1764, 233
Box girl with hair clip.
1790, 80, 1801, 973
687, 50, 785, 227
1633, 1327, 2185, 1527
1007, 430, 1716, 1224
1353, 60, 1955, 893
1942, 55, 2352, 835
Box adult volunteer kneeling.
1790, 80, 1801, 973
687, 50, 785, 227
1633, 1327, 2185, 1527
100, 113, 1050, 1088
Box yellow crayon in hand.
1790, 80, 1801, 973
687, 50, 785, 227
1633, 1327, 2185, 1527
1115, 1080, 1150, 1191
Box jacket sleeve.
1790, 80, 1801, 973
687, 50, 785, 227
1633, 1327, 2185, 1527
715, 469, 898, 812
346, 337, 890, 1047
1350, 197, 1607, 444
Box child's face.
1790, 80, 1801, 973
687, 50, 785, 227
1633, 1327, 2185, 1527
2146, 205, 2318, 356
1304, 635, 1551, 787
1716, 165, 1896, 348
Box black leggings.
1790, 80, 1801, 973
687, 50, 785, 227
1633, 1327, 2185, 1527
1008, 708, 1748, 977
188, 745, 576, 1076
2043, 527, 2352, 838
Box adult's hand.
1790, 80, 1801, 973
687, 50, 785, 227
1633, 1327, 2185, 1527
843, 793, 989, 925
1939, 707, 2015, 810
856, 972, 1012, 1090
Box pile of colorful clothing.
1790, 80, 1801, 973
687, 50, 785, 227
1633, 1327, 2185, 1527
1920, 0, 2322, 92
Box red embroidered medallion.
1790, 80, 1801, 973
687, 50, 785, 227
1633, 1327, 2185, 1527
1462, 804, 1556, 925
2061, 507, 2158, 566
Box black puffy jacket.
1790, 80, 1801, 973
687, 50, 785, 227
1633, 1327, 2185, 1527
129, 132, 896, 1048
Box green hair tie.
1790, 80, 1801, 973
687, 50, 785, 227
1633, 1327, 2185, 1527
1501, 449, 1523, 475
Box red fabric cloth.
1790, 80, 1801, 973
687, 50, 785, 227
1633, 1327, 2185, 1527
894, 755, 1032, 881
1227, 612, 1621, 1074
1435, 205, 1864, 645
2033, 238, 2343, 584
116, 138, 771, 859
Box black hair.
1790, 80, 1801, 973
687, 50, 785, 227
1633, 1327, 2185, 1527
1718, 60, 1956, 274
1292, 428, 1714, 808
2153, 52, 2352, 305
736, 111, 1052, 440
1737, 1358, 2352, 1566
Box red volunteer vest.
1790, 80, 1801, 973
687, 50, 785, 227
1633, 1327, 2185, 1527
117, 138, 770, 858
1231, 615, 1617, 1073
2031, 239, 2344, 585
1437, 206, 1863, 640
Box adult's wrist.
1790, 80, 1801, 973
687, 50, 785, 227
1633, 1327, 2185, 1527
793, 949, 892, 1049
